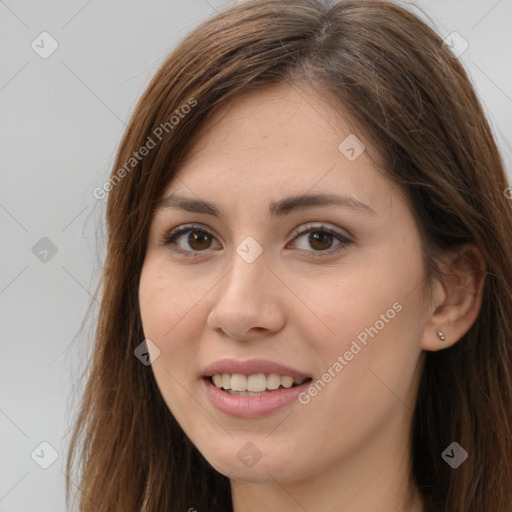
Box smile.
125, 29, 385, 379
203, 377, 313, 418
210, 373, 310, 396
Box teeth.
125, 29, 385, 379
210, 373, 308, 393
221, 373, 231, 390
267, 373, 281, 390
231, 374, 247, 392
248, 374, 267, 392
281, 376, 294, 389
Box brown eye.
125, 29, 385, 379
290, 224, 351, 255
163, 225, 221, 254
163, 223, 351, 258
187, 231, 213, 250
308, 231, 335, 251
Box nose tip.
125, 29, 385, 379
206, 249, 286, 341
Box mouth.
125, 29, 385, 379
205, 373, 313, 396
201, 359, 314, 417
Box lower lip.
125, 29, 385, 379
202, 377, 312, 419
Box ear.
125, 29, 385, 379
421, 244, 486, 351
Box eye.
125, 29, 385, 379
287, 223, 352, 256
161, 222, 352, 257
161, 223, 220, 255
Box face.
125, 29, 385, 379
139, 82, 430, 486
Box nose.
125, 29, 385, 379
206, 246, 287, 342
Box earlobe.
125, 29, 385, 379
421, 245, 486, 352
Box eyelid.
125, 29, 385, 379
160, 222, 220, 248
287, 222, 352, 244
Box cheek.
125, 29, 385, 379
296, 251, 424, 347
293, 248, 426, 402
139, 258, 203, 419
139, 258, 194, 379
287, 285, 424, 466
328, 307, 423, 422
139, 255, 203, 341
138, 254, 221, 378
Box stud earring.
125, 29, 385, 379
436, 329, 446, 342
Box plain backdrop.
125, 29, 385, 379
1, 1, 511, 510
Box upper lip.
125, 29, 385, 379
202, 358, 312, 379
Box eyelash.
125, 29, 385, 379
160, 222, 353, 259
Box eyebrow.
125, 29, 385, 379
155, 192, 376, 218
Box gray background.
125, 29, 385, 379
1, 1, 511, 510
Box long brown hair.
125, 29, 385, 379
66, 1, 512, 510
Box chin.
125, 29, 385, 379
198, 440, 308, 484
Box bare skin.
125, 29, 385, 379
139, 82, 485, 512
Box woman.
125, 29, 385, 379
66, 0, 512, 510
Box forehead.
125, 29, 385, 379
163, 82, 402, 220
182, 82, 364, 164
